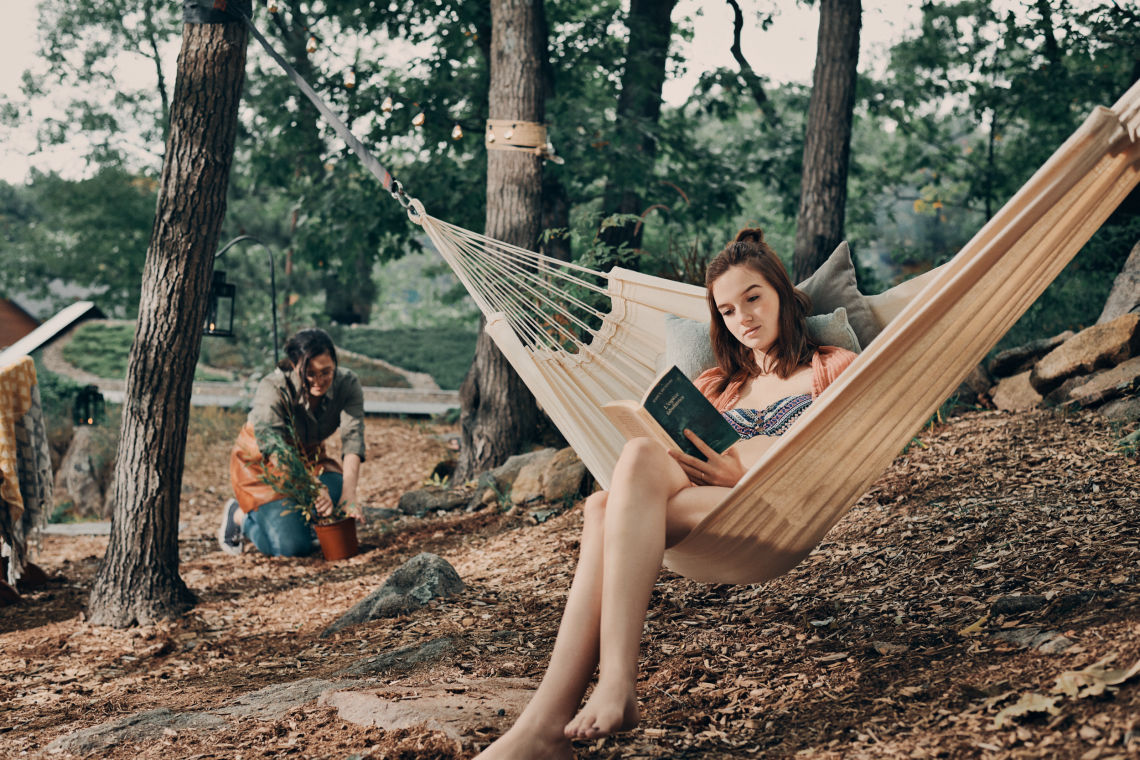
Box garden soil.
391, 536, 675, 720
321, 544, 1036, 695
1, 409, 1138, 759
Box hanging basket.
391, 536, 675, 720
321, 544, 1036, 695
313, 517, 359, 561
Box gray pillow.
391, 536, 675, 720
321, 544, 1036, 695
664, 308, 861, 381
795, 241, 880, 347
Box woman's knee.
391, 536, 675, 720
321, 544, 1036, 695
619, 437, 669, 467
582, 491, 608, 523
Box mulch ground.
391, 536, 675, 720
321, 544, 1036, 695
1, 408, 1138, 759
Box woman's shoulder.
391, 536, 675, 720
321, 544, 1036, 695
810, 346, 857, 396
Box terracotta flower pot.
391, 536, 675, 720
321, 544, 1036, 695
313, 517, 359, 561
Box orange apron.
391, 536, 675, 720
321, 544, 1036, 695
229, 422, 343, 513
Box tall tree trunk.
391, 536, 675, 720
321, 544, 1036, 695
596, 0, 677, 260
454, 0, 546, 482
88, 13, 247, 627
792, 0, 861, 282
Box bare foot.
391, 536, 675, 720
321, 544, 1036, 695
563, 679, 639, 740
474, 722, 575, 760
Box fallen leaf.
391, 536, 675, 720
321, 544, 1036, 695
1052, 657, 1140, 699
992, 692, 1061, 728
959, 615, 989, 636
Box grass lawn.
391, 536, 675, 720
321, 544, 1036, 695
62, 323, 232, 382
329, 323, 477, 390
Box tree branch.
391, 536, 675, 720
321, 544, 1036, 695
726, 0, 780, 125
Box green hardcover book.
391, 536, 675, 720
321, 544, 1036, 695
602, 366, 740, 460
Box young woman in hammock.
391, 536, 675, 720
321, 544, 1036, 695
477, 228, 856, 759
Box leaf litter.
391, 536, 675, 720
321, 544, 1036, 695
0, 407, 1137, 758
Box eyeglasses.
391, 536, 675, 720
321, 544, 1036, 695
305, 367, 336, 383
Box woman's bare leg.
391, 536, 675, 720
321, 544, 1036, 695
474, 491, 610, 759
564, 438, 715, 740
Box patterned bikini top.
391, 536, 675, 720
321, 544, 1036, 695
722, 394, 813, 439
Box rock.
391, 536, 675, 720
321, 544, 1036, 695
487, 450, 547, 492
951, 364, 994, 408
508, 448, 559, 505
1098, 394, 1140, 422
988, 331, 1074, 378
44, 708, 225, 754
1097, 239, 1140, 324
53, 426, 107, 519
1051, 590, 1096, 616
1064, 355, 1140, 407
321, 677, 536, 742
321, 552, 465, 637
398, 487, 470, 517
540, 448, 587, 503
363, 506, 401, 522
1042, 375, 1092, 406
990, 371, 1043, 411
1030, 314, 1140, 394
992, 627, 1070, 652
215, 678, 348, 719
991, 594, 1047, 616
336, 637, 455, 677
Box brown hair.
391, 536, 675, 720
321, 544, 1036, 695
278, 328, 338, 407
704, 228, 817, 392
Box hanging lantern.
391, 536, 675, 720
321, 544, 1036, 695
204, 270, 236, 339
73, 385, 105, 427
450, 123, 463, 140
344, 69, 356, 89
412, 112, 425, 127
306, 36, 318, 53
267, 0, 279, 12
381, 96, 393, 113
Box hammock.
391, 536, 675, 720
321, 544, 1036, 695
238, 7, 1140, 584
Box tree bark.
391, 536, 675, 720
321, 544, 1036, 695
454, 0, 546, 481
596, 0, 677, 258
88, 18, 247, 627
792, 0, 861, 282
1098, 238, 1140, 324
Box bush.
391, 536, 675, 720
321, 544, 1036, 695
61, 322, 237, 381
329, 323, 478, 390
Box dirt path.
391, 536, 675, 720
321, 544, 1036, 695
2, 409, 1138, 759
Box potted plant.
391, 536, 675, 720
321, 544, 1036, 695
256, 427, 360, 561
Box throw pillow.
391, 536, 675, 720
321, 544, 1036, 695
795, 241, 880, 347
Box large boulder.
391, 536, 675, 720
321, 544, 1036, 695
991, 371, 1043, 411
1097, 239, 1140, 324
1030, 314, 1140, 394
988, 331, 1074, 378
1098, 394, 1140, 423
52, 426, 108, 519
321, 552, 465, 637
505, 448, 558, 505
541, 447, 587, 503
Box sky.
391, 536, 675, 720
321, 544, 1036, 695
0, 1, 926, 184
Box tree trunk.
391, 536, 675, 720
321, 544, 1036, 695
1098, 238, 1140, 324
455, 0, 546, 482
596, 0, 677, 259
792, 0, 861, 282
88, 16, 247, 627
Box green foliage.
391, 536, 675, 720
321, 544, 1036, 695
256, 424, 341, 525
62, 322, 230, 382
0, 169, 156, 316
337, 355, 410, 389
328, 323, 477, 390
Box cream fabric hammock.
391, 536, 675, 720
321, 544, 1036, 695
400, 82, 1140, 585
238, 10, 1139, 585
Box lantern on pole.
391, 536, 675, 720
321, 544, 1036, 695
73, 385, 105, 426
204, 270, 236, 338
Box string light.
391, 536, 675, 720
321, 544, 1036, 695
381, 96, 393, 113
306, 36, 318, 53
412, 112, 426, 127
451, 124, 463, 140
267, 0, 279, 12
344, 70, 356, 89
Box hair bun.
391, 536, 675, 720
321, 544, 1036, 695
734, 227, 766, 245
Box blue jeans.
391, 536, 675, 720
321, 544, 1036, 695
243, 472, 343, 557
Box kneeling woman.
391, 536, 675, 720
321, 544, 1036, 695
477, 229, 856, 758
218, 328, 366, 556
